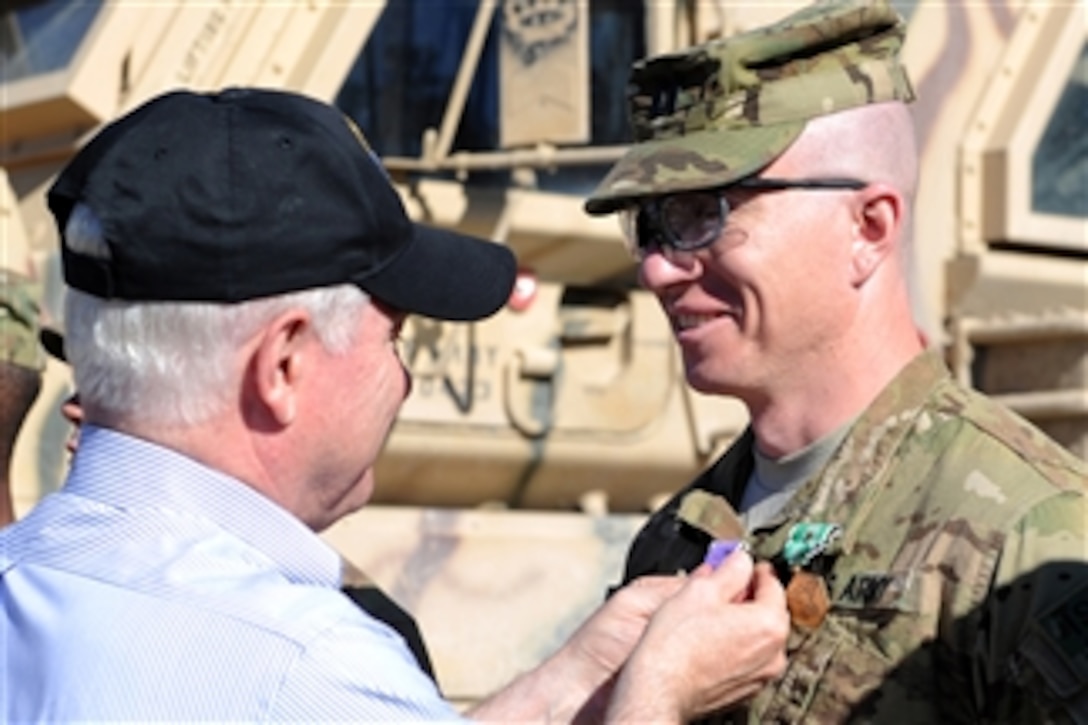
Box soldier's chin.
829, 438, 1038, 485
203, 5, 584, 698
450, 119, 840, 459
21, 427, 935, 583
684, 370, 725, 395
683, 366, 745, 399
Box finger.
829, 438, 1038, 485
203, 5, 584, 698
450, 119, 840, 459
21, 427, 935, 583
711, 547, 754, 580
699, 549, 755, 601
621, 574, 687, 611
688, 562, 714, 579
748, 563, 788, 607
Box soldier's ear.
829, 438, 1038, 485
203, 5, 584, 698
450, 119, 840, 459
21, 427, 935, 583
849, 184, 903, 287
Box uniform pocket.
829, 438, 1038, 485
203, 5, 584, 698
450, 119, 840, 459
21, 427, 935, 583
750, 569, 946, 723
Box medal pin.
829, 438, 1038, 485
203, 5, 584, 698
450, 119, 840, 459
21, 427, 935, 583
782, 523, 841, 630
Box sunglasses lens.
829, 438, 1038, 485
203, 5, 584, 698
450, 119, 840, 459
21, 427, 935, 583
621, 192, 724, 260
636, 208, 670, 258
661, 193, 723, 250
620, 206, 669, 259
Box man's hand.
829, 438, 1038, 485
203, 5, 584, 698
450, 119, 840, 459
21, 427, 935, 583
468, 552, 787, 723
571, 574, 688, 677
606, 552, 789, 722
562, 574, 690, 722
467, 574, 690, 723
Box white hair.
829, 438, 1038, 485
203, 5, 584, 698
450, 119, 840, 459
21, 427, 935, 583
63, 204, 370, 426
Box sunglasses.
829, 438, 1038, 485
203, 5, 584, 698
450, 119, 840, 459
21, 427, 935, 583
619, 177, 869, 260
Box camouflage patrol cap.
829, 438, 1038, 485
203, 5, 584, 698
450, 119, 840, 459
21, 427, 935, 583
585, 0, 915, 215
0, 269, 44, 372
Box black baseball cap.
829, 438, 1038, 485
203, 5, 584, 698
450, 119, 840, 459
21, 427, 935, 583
48, 87, 516, 321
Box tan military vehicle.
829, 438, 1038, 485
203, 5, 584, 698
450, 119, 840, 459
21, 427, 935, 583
3, 0, 1084, 709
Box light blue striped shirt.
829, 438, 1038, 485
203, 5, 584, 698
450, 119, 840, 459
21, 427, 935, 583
1, 426, 463, 723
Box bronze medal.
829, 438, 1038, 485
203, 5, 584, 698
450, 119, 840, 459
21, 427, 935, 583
786, 569, 831, 630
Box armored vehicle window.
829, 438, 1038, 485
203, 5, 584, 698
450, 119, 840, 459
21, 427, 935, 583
335, 0, 498, 159
1032, 41, 1087, 219
538, 0, 646, 195
967, 2, 1084, 254
0, 0, 103, 83
335, 0, 644, 194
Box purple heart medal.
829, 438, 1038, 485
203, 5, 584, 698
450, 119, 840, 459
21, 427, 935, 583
703, 539, 748, 569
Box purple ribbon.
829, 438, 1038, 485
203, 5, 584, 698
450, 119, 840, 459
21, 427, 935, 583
703, 539, 745, 569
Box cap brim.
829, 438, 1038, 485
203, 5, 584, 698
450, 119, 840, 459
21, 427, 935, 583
40, 327, 66, 363
584, 121, 806, 215
358, 223, 516, 322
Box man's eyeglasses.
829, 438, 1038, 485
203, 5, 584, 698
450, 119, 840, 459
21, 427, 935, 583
619, 177, 869, 260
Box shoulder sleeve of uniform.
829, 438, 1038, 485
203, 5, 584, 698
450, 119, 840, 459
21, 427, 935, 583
983, 490, 1088, 722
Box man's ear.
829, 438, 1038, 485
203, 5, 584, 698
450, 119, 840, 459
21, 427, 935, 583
249, 309, 313, 427
850, 184, 903, 287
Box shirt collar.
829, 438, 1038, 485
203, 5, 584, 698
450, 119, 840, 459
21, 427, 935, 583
64, 425, 343, 589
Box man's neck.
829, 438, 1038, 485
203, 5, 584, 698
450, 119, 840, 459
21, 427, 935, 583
747, 335, 924, 459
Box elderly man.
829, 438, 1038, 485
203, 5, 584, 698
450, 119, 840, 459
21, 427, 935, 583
0, 269, 44, 526
585, 0, 1087, 722
36, 325, 439, 680
1, 87, 789, 722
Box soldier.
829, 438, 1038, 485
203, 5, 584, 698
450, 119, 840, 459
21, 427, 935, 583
2, 86, 788, 722
585, 0, 1088, 721
0, 269, 44, 526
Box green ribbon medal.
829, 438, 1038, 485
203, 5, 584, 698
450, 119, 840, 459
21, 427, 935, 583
783, 522, 843, 568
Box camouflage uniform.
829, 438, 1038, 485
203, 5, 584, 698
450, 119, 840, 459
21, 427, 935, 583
620, 351, 1087, 722
585, 0, 1087, 721
1, 268, 43, 526
0, 269, 44, 373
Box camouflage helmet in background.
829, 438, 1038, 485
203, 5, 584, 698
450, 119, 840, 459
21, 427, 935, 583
584, 0, 916, 215
0, 268, 44, 372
